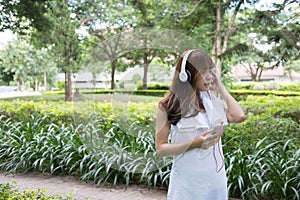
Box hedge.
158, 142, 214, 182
230, 89, 300, 101
231, 82, 300, 92
45, 89, 300, 102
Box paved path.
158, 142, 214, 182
0, 91, 42, 99
0, 171, 167, 200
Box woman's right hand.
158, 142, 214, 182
191, 130, 220, 149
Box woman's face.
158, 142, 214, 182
196, 69, 215, 91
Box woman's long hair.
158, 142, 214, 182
159, 49, 215, 125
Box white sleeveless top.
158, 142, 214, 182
167, 91, 229, 200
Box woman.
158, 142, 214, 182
155, 49, 246, 200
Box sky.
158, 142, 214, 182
0, 29, 17, 49
254, 0, 284, 10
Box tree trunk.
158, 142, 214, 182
288, 71, 293, 82
212, 0, 242, 80
142, 52, 149, 90
214, 0, 222, 79
35, 77, 39, 91
65, 71, 73, 101
257, 67, 263, 82
142, 63, 149, 90
43, 72, 47, 91
111, 60, 116, 89
17, 77, 22, 91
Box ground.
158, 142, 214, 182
0, 171, 167, 200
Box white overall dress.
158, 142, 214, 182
167, 91, 229, 200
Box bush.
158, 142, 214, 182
146, 83, 169, 90
0, 182, 73, 199
230, 90, 300, 101
231, 82, 300, 92
136, 83, 169, 90
54, 81, 65, 90
225, 138, 300, 200
0, 100, 170, 187
253, 83, 265, 90
223, 95, 300, 199
265, 81, 280, 90
0, 96, 299, 199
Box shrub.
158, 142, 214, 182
230, 90, 300, 101
231, 82, 300, 92
253, 84, 265, 90
0, 182, 74, 199
146, 83, 169, 90
0, 96, 299, 199
223, 95, 300, 199
265, 81, 280, 90
225, 138, 300, 200
54, 81, 65, 90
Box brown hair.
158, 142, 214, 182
159, 49, 215, 125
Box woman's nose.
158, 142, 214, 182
204, 72, 214, 80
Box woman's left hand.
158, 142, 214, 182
211, 72, 224, 93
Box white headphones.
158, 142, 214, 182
179, 49, 195, 82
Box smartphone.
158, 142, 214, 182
212, 124, 223, 133
207, 124, 223, 137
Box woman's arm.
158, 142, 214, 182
212, 74, 246, 123
155, 107, 220, 157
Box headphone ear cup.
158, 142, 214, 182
179, 69, 191, 82
179, 71, 188, 82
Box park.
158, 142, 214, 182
0, 0, 299, 199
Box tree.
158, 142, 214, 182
73, 0, 138, 90
160, 0, 260, 81
253, 1, 300, 71
1, 0, 82, 100
47, 1, 82, 101
78, 0, 175, 90
125, 0, 162, 89
0, 38, 55, 91
285, 59, 300, 81
0, 66, 14, 86
26, 47, 57, 91
0, 0, 52, 33
0, 40, 29, 91
148, 59, 170, 82
226, 1, 300, 82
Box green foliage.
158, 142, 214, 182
0, 66, 14, 86
134, 90, 167, 96
231, 82, 300, 92
230, 89, 300, 101
75, 89, 168, 97
0, 182, 74, 199
223, 95, 300, 199
54, 81, 65, 90
132, 74, 142, 84
0, 38, 57, 91
136, 81, 143, 90
144, 83, 169, 90
253, 4, 300, 65
0, 95, 299, 199
0, 107, 171, 187
225, 138, 300, 200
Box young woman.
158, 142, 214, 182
155, 49, 246, 200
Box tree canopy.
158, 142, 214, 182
0, 0, 299, 95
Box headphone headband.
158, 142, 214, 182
179, 50, 195, 82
